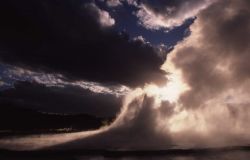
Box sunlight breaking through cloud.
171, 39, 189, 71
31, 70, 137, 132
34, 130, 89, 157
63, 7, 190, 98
1, 0, 250, 151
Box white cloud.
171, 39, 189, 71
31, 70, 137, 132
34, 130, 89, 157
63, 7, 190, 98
1, 65, 129, 96
0, 80, 6, 87
134, 0, 216, 30
126, 0, 138, 6
132, 35, 146, 43
106, 0, 122, 7
85, 3, 115, 27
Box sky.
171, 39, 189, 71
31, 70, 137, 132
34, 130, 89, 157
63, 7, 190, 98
0, 0, 193, 116
1, 0, 250, 151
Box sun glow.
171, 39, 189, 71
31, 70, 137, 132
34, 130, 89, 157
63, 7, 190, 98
145, 54, 189, 103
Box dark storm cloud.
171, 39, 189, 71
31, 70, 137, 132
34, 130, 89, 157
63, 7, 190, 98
0, 81, 122, 117
170, 0, 250, 109
0, 0, 167, 87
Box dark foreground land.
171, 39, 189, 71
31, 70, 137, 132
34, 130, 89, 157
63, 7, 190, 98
1, 146, 250, 160
0, 103, 113, 137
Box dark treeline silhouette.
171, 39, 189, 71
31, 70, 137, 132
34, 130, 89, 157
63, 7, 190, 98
0, 100, 113, 137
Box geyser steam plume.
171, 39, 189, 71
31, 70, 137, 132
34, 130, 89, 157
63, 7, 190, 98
1, 0, 250, 151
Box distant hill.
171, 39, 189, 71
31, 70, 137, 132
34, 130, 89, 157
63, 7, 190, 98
0, 100, 113, 137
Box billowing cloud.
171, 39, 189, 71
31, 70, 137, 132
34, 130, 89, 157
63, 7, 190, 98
167, 0, 250, 109
0, 0, 168, 87
133, 0, 215, 30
